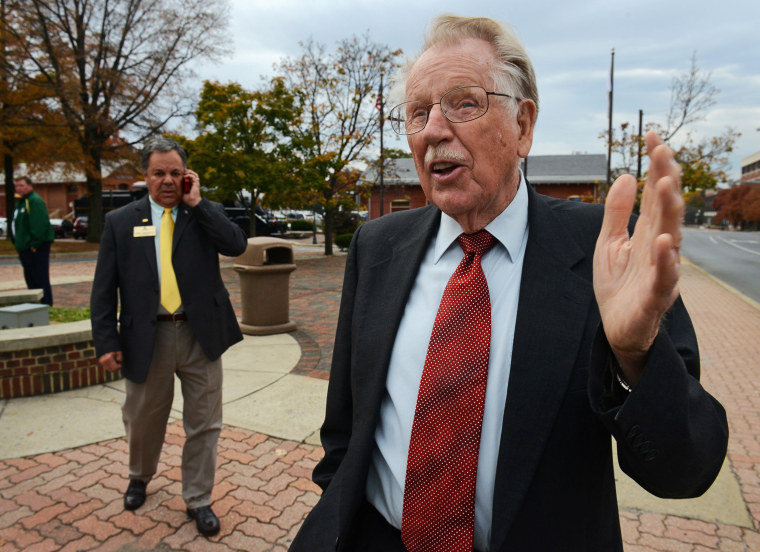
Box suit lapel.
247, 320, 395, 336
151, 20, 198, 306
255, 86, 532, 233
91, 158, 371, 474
353, 206, 441, 424
490, 188, 594, 550
338, 207, 440, 533
172, 203, 193, 252
132, 197, 158, 280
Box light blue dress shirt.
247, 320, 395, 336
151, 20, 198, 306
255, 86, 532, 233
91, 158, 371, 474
365, 174, 530, 552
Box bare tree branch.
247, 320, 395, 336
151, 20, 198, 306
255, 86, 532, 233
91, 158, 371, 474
4, 0, 231, 241
663, 52, 718, 142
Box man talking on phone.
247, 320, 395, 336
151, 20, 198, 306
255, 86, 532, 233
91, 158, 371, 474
90, 136, 247, 536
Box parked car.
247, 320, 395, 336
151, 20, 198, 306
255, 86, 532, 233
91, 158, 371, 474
220, 201, 288, 237
72, 216, 88, 239
0, 216, 6, 236
259, 207, 288, 235
49, 218, 73, 238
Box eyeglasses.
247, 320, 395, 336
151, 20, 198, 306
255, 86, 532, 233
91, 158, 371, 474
389, 86, 520, 135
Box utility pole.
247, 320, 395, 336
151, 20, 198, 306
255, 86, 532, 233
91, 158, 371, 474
378, 73, 385, 218
636, 109, 643, 181
606, 48, 615, 194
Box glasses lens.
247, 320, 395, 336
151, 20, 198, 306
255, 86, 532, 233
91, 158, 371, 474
390, 101, 427, 135
441, 87, 488, 123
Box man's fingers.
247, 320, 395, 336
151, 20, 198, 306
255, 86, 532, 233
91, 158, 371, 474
652, 233, 681, 299
640, 132, 680, 218
600, 174, 636, 243
98, 351, 123, 372
652, 176, 684, 246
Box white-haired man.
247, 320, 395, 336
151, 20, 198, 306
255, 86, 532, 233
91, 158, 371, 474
291, 15, 728, 552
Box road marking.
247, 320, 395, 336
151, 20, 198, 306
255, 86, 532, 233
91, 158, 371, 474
716, 235, 760, 257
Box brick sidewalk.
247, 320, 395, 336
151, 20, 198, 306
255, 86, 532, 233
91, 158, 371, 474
617, 263, 760, 551
0, 424, 323, 551
1, 253, 759, 551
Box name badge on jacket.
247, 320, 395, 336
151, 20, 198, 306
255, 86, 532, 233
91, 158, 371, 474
133, 225, 156, 237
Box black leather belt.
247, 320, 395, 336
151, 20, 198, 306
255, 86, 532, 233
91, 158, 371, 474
157, 313, 187, 322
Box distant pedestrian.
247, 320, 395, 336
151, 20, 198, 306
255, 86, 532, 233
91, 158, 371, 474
11, 176, 54, 306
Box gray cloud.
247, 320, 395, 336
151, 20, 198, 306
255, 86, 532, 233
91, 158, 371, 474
190, 0, 759, 180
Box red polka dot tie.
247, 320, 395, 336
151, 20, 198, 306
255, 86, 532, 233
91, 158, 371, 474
402, 230, 496, 552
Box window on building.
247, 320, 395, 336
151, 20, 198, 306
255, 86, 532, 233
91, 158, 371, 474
390, 199, 410, 212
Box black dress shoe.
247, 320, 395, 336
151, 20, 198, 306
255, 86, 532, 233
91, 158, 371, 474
187, 505, 220, 536
123, 479, 146, 511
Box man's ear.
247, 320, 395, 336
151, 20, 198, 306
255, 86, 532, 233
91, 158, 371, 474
516, 99, 537, 159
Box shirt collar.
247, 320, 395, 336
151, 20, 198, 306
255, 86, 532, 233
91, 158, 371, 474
148, 195, 177, 218
433, 169, 529, 263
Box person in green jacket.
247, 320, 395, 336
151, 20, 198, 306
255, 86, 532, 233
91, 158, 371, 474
12, 176, 54, 305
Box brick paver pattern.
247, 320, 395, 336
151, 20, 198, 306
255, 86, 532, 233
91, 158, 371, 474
1, 246, 759, 551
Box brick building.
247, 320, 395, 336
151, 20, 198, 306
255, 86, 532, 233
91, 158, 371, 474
0, 161, 142, 218
365, 153, 607, 219
740, 150, 760, 185
522, 153, 606, 201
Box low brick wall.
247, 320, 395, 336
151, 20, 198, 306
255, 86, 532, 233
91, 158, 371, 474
0, 320, 122, 399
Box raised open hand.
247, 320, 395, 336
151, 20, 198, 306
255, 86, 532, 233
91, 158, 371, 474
593, 131, 684, 384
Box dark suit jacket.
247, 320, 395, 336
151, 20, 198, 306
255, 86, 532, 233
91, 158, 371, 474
291, 186, 728, 551
90, 196, 248, 383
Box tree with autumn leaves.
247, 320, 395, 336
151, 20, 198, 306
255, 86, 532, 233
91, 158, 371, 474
175, 78, 302, 235
1, 0, 231, 242
602, 54, 739, 207
0, 0, 83, 236
179, 34, 401, 253
276, 34, 402, 255
712, 185, 760, 230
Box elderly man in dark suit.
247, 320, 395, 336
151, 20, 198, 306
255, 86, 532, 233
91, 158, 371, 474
90, 136, 247, 536
290, 15, 728, 552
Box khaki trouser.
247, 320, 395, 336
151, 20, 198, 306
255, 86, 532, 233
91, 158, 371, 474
122, 319, 223, 509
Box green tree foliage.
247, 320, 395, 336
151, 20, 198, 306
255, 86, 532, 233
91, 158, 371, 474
176, 78, 301, 235
683, 189, 706, 209
384, 148, 412, 159
5, 0, 231, 242
670, 129, 738, 192
276, 33, 401, 255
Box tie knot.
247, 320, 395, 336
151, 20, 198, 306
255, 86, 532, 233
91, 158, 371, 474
163, 207, 172, 216
458, 230, 496, 256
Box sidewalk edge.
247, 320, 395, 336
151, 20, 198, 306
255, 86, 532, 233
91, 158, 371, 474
682, 256, 760, 312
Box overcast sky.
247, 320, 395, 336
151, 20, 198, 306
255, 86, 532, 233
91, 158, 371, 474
190, 0, 760, 181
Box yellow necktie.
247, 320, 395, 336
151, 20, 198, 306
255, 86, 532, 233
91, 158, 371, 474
160, 207, 181, 313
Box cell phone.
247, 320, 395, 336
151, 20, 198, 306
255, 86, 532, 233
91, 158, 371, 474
182, 176, 192, 194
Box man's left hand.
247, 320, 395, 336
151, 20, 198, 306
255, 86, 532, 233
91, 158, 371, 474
593, 131, 684, 386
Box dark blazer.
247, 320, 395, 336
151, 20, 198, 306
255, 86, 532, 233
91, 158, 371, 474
90, 196, 248, 383
291, 186, 728, 551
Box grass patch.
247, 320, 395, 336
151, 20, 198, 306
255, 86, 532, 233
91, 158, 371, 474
0, 237, 99, 255
49, 306, 91, 323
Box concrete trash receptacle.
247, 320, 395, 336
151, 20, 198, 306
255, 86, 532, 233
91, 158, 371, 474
234, 237, 297, 335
